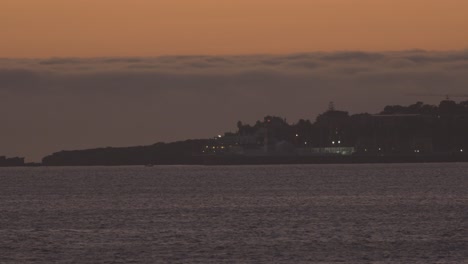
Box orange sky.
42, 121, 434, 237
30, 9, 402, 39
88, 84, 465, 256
1, 0, 468, 57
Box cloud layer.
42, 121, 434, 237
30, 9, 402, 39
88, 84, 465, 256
1, 50, 468, 161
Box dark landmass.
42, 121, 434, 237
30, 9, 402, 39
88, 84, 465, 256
0, 156, 25, 167
201, 153, 468, 165
0, 156, 44, 167
42, 140, 209, 166
38, 99, 468, 166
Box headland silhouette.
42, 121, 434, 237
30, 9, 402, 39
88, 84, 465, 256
20, 99, 466, 166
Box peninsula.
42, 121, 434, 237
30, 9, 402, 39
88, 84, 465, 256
37, 99, 468, 166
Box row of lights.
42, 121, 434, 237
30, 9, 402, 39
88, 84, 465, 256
205, 145, 226, 149
222, 133, 467, 153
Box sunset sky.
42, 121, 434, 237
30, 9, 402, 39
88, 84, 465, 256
2, 1, 468, 161
1, 0, 468, 57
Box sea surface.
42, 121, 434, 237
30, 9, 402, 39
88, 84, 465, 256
0, 163, 466, 263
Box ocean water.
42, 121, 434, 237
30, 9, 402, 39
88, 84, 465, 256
0, 164, 466, 263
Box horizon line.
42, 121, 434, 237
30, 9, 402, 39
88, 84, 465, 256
3, 48, 468, 60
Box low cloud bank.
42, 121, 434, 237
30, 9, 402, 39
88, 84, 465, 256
1, 50, 468, 161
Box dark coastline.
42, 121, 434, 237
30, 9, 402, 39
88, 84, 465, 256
5, 100, 468, 167
200, 154, 468, 166
4, 154, 468, 167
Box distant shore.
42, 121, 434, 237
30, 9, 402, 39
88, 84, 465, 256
200, 153, 468, 166
2, 154, 468, 167
5, 99, 468, 167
